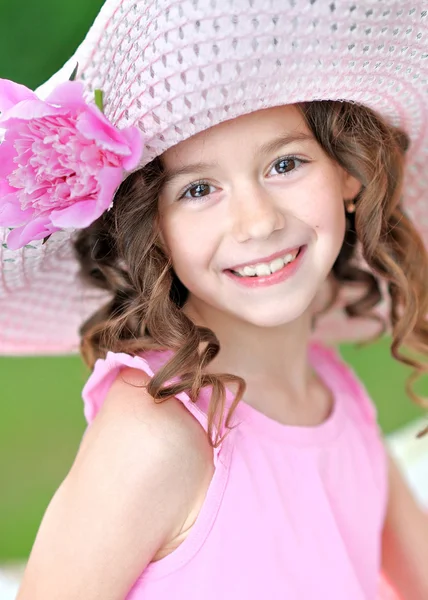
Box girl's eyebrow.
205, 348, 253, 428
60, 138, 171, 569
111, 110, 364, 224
163, 161, 220, 187
258, 131, 314, 157
163, 131, 314, 186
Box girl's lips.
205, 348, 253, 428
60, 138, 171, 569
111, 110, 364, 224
227, 246, 301, 272
224, 245, 306, 288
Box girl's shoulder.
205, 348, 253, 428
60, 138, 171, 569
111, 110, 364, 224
18, 353, 215, 599
81, 347, 224, 467
78, 349, 218, 561
78, 349, 216, 527
79, 350, 215, 490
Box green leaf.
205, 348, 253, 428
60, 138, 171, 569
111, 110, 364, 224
94, 89, 104, 113
42, 234, 52, 245
69, 63, 79, 81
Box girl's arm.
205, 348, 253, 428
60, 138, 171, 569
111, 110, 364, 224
16, 367, 213, 600
381, 451, 428, 600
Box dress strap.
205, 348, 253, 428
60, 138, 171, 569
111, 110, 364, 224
309, 342, 378, 426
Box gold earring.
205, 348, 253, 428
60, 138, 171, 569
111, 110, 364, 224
345, 200, 356, 214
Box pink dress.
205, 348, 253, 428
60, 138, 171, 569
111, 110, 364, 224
82, 342, 399, 599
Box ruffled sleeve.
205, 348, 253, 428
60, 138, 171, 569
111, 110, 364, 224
82, 351, 156, 425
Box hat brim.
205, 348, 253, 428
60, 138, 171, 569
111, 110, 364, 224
1, 0, 427, 355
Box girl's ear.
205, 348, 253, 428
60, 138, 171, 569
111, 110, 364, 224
342, 170, 362, 202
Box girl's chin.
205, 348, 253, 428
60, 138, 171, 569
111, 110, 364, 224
226, 306, 311, 329
184, 288, 316, 329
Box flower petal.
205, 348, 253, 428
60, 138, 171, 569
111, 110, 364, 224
0, 178, 16, 196
120, 126, 144, 171
50, 199, 99, 228
0, 78, 37, 112
46, 81, 87, 110
0, 198, 34, 227
52, 166, 124, 229
77, 107, 133, 155
0, 138, 19, 179
96, 166, 125, 211
5, 217, 57, 250
0, 98, 67, 127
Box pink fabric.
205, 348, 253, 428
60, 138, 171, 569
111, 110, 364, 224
82, 343, 399, 599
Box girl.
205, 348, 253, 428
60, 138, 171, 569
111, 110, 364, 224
1, 1, 427, 599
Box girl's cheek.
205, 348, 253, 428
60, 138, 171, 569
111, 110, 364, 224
165, 217, 214, 263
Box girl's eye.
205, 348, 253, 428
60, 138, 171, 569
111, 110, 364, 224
178, 156, 307, 201
179, 181, 215, 201
269, 156, 305, 176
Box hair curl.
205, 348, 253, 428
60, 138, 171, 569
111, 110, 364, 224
73, 100, 428, 445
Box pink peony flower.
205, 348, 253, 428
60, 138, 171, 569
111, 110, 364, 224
0, 78, 143, 250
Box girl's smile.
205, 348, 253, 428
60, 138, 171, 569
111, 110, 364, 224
224, 245, 306, 288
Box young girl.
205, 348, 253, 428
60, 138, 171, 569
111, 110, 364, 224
1, 1, 428, 599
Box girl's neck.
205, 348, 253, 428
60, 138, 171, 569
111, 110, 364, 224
183, 296, 314, 403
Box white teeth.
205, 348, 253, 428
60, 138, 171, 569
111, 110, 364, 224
234, 250, 298, 277
255, 263, 271, 277
243, 265, 257, 276
270, 257, 285, 273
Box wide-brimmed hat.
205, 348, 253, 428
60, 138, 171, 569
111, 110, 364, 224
1, 0, 427, 355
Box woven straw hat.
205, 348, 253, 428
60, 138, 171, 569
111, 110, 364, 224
1, 0, 427, 355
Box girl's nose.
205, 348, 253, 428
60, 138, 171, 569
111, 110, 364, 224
230, 185, 285, 243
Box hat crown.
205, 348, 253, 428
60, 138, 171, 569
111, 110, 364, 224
74, 0, 427, 165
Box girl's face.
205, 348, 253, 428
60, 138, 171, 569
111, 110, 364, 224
158, 104, 361, 329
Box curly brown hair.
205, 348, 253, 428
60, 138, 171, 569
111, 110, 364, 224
73, 100, 428, 445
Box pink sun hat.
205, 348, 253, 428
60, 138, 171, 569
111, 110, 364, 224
0, 0, 427, 355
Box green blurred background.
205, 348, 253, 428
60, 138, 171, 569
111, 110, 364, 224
0, 0, 426, 562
